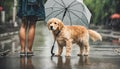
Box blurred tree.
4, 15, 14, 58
115, 0, 120, 13
5, 0, 13, 21
1, 0, 119, 25
84, 0, 119, 25
0, 0, 13, 22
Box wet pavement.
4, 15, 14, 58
0, 22, 120, 69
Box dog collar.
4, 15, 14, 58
53, 30, 61, 36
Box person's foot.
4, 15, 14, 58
20, 49, 25, 56
27, 49, 34, 56
27, 52, 34, 56
20, 52, 25, 56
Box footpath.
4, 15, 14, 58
0, 24, 120, 56
0, 23, 120, 69
0, 23, 19, 56
89, 25, 120, 55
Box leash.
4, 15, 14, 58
51, 30, 61, 56
51, 38, 56, 56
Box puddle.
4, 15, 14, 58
0, 23, 120, 69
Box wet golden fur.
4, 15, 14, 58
47, 18, 102, 56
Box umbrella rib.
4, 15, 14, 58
46, 9, 64, 18
69, 2, 84, 9
45, 7, 64, 10
68, 0, 76, 8
69, 11, 88, 26
61, 0, 66, 7
54, 9, 65, 17
69, 9, 88, 22
53, 0, 64, 8
67, 11, 72, 25
71, 3, 80, 7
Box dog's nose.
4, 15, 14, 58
50, 26, 53, 30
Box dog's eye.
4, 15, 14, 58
54, 22, 57, 24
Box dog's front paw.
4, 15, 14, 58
77, 54, 82, 56
65, 53, 71, 57
55, 53, 61, 57
84, 53, 89, 56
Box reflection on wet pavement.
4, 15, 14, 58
20, 56, 34, 69
0, 23, 120, 69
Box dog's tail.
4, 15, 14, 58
88, 29, 102, 42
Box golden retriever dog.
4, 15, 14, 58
47, 18, 102, 56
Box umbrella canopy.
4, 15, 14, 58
110, 13, 120, 19
45, 0, 91, 27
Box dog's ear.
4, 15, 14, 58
58, 19, 64, 30
47, 19, 51, 30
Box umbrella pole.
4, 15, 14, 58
62, 8, 72, 25
62, 8, 67, 21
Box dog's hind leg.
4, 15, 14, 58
78, 43, 84, 56
84, 42, 90, 56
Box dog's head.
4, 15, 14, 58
47, 18, 64, 31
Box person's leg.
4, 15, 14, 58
19, 20, 27, 53
27, 22, 36, 53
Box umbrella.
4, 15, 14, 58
110, 13, 120, 19
45, 0, 91, 27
